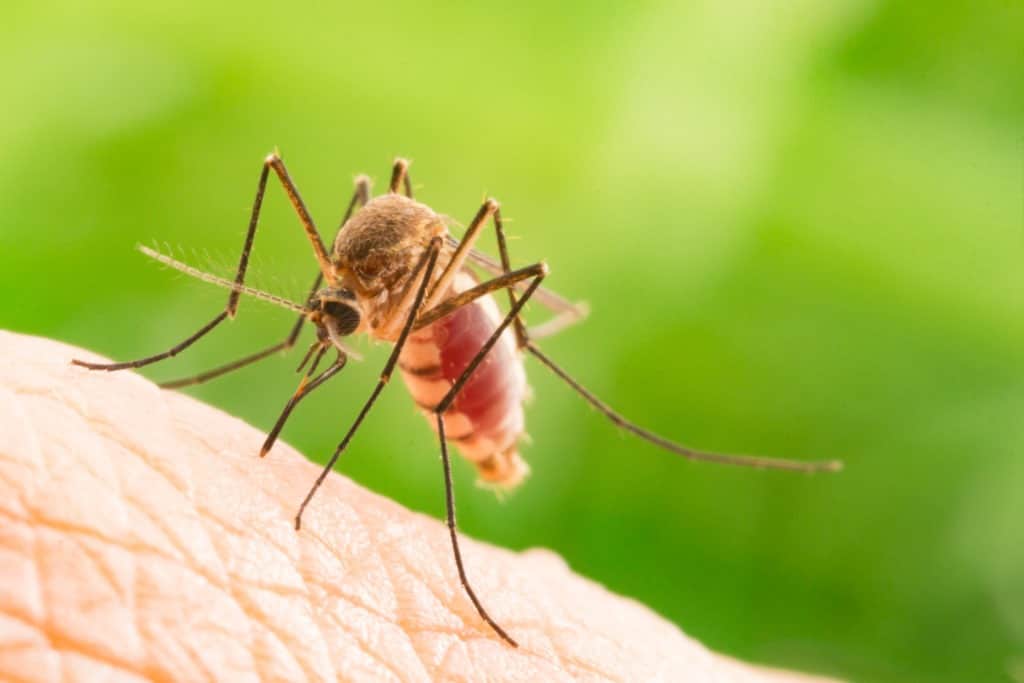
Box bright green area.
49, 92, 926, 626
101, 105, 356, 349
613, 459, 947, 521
1, 2, 1021, 681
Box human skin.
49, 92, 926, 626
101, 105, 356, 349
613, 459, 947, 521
0, 331, 839, 682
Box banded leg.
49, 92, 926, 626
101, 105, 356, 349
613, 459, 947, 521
158, 175, 372, 388
431, 267, 548, 648
293, 236, 444, 530
73, 152, 335, 373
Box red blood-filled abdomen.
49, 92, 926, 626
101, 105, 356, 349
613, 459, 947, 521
398, 273, 529, 488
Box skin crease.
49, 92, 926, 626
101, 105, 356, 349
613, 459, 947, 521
0, 332, 840, 683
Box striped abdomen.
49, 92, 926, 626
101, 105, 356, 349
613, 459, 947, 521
398, 272, 529, 488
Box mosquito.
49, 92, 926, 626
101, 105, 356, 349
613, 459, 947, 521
73, 153, 842, 647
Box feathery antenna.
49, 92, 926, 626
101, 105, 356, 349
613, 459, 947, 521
138, 245, 309, 315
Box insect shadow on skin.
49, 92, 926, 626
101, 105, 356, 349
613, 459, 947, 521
72, 153, 843, 647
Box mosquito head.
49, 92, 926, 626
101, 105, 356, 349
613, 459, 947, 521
310, 287, 363, 348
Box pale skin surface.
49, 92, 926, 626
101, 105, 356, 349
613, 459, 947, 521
0, 331, 840, 682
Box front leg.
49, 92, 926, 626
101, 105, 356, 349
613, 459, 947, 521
156, 174, 372, 388
73, 152, 336, 373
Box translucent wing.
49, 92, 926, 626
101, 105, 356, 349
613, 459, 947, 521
445, 235, 589, 340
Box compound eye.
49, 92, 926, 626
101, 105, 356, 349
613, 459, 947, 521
323, 300, 361, 337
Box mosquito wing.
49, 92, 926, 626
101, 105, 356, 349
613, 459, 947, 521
444, 234, 589, 340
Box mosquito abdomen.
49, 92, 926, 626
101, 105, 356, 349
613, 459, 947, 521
399, 272, 529, 488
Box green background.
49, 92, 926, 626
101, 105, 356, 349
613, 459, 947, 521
2, 2, 1021, 681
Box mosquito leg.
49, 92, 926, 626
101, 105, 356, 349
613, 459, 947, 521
490, 206, 529, 348
525, 342, 843, 472
425, 199, 498, 309
293, 236, 443, 530
436, 415, 518, 647
453, 234, 588, 338
156, 175, 372, 388
261, 347, 348, 457
414, 263, 548, 330
507, 269, 840, 469
474, 210, 839, 472
263, 153, 336, 280
488, 206, 590, 344
158, 317, 305, 389
342, 174, 373, 229
426, 268, 546, 648
449, 203, 585, 347
72, 153, 334, 372
389, 158, 414, 198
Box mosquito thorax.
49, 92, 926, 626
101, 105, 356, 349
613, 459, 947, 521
309, 287, 362, 346
332, 193, 447, 298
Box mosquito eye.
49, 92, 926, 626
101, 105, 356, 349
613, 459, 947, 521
323, 300, 360, 337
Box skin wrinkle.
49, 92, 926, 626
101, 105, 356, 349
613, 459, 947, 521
319, 487, 492, 676
433, 639, 486, 683
305, 479, 482, 672
172, 641, 219, 683
135, 516, 262, 679
190, 412, 397, 680
87, 422, 193, 543
400, 563, 522, 667
296, 483, 395, 618
0, 506, 181, 577
314, 598, 419, 683
366, 540, 428, 682
548, 629, 625, 683
170, 427, 331, 680
342, 497, 486, 680
545, 586, 632, 674
288, 490, 421, 681
224, 475, 372, 683
72, 388, 193, 498
0, 581, 58, 683
0, 613, 44, 648
45, 369, 287, 679
25, 448, 51, 682
37, 522, 137, 672
58, 648, 147, 683
388, 502, 524, 645
193, 498, 323, 683
0, 332, 842, 683
297, 554, 406, 639
394, 540, 470, 640
523, 624, 593, 682
13, 493, 286, 679
320, 603, 413, 683
65, 537, 131, 619
46, 632, 148, 681
99, 402, 149, 683
37, 396, 199, 568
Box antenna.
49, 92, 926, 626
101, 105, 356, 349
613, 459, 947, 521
138, 245, 309, 315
